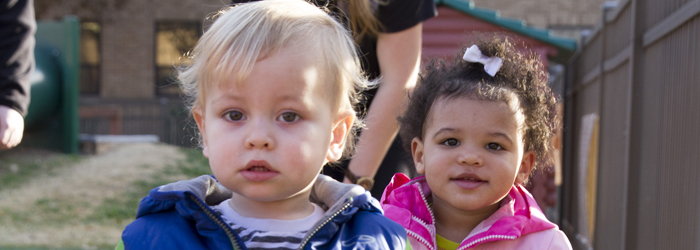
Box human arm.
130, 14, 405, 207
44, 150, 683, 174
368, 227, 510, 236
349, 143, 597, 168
0, 0, 35, 149
344, 23, 422, 182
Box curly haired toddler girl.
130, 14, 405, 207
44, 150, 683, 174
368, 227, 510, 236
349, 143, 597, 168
381, 36, 572, 250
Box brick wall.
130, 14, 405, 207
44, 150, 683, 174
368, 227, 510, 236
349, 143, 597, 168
34, 0, 611, 100
472, 0, 612, 38
34, 0, 226, 140
35, 0, 227, 99
473, 0, 610, 28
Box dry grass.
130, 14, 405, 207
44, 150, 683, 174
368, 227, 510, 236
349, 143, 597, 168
0, 143, 211, 250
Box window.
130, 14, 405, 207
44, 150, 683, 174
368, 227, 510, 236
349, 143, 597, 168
80, 21, 101, 95
155, 21, 201, 96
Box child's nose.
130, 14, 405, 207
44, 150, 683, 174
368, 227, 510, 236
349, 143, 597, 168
245, 120, 275, 149
458, 150, 483, 166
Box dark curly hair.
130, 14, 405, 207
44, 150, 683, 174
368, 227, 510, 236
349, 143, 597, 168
398, 34, 559, 171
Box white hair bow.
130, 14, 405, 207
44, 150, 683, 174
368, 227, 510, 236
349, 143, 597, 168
462, 45, 503, 77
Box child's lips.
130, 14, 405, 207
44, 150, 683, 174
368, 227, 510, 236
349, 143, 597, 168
241, 160, 279, 182
451, 173, 487, 190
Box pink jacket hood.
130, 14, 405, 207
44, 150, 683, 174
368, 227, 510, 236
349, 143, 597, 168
380, 173, 561, 250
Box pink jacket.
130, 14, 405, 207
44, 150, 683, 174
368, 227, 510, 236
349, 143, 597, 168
380, 174, 572, 250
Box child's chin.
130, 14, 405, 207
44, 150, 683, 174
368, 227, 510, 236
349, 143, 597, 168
237, 187, 306, 202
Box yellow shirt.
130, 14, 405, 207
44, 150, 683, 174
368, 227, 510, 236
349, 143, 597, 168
436, 234, 460, 250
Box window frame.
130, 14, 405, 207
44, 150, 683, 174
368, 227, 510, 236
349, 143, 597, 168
154, 20, 202, 97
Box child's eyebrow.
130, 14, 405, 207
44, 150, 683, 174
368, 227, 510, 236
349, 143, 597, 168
432, 127, 456, 137
276, 94, 305, 102
209, 93, 243, 104
209, 93, 308, 107
487, 132, 515, 146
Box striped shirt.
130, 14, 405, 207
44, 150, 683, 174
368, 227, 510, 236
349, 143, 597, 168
211, 199, 325, 250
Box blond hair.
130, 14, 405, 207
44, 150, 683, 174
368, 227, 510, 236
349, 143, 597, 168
178, 0, 368, 158
331, 0, 384, 42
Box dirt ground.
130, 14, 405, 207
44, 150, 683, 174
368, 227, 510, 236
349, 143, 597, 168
0, 143, 190, 249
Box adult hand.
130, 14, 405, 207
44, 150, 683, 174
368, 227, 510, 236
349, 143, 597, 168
0, 105, 25, 149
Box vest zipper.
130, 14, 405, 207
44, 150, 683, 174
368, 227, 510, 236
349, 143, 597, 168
406, 229, 435, 250
415, 184, 436, 229
456, 234, 517, 249
412, 183, 518, 250
414, 183, 437, 249
188, 195, 242, 250
298, 197, 354, 249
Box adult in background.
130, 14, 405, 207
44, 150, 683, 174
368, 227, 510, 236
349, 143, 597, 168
0, 0, 35, 149
232, 0, 437, 198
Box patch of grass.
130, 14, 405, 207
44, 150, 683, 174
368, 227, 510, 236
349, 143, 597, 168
0, 145, 211, 250
91, 196, 140, 223
88, 148, 211, 223
0, 152, 81, 191
86, 165, 172, 223
177, 147, 211, 177
33, 198, 88, 224
0, 207, 31, 223
0, 198, 89, 225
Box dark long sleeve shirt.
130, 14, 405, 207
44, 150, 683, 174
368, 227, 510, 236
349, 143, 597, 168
0, 0, 35, 116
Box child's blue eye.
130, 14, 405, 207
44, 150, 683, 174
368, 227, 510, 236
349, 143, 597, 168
441, 138, 459, 146
225, 111, 245, 121
486, 143, 502, 150
278, 112, 300, 122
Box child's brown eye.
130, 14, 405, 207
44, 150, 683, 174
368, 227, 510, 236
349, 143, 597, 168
226, 111, 244, 121
486, 143, 502, 150
442, 138, 459, 146
278, 112, 299, 122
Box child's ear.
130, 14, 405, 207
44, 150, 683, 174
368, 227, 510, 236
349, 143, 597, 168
326, 111, 355, 162
412, 137, 426, 175
192, 107, 209, 158
515, 151, 535, 184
